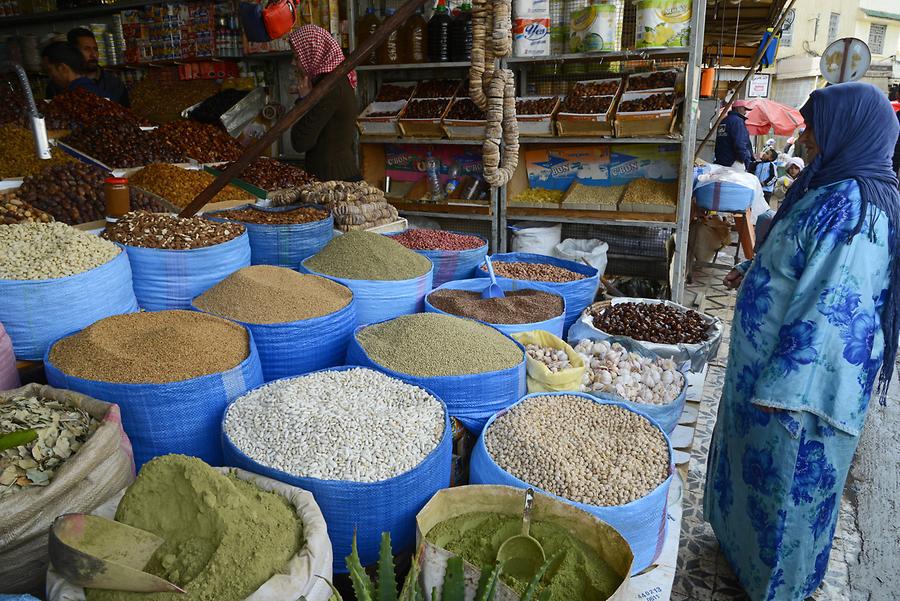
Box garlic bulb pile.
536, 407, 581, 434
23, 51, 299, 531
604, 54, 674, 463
525, 343, 571, 373
574, 339, 683, 405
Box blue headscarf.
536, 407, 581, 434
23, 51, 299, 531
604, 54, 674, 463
768, 82, 900, 403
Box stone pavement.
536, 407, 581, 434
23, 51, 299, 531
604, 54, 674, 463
669, 259, 900, 601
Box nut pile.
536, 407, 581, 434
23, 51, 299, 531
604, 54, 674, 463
102, 211, 245, 250
305, 230, 430, 280
224, 368, 445, 482
525, 343, 571, 373
130, 78, 220, 124
129, 163, 254, 208
0, 222, 120, 280
272, 181, 398, 232
0, 124, 71, 178
0, 192, 54, 224
480, 260, 586, 283
222, 158, 316, 191
212, 206, 328, 225
151, 120, 243, 163
391, 229, 484, 251
49, 310, 250, 383
375, 84, 415, 102
413, 80, 460, 98
445, 98, 486, 120
590, 302, 709, 344
43, 87, 148, 129
62, 121, 186, 168
403, 98, 450, 119
574, 339, 683, 404
427, 288, 563, 324
571, 80, 620, 96
0, 394, 100, 497
560, 95, 613, 114
484, 394, 670, 506
516, 98, 556, 115
562, 181, 623, 207
627, 70, 677, 91
511, 187, 563, 203
618, 93, 675, 113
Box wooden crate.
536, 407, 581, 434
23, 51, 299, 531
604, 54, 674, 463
516, 96, 560, 137
398, 97, 453, 138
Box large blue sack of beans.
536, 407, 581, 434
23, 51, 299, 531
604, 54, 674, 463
472, 252, 599, 332
45, 325, 263, 468
205, 204, 333, 268
469, 392, 674, 574
0, 249, 138, 360
122, 232, 251, 311
221, 365, 453, 573
386, 229, 488, 288
424, 278, 566, 338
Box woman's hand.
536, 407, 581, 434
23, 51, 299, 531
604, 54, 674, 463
297, 73, 312, 98
723, 268, 744, 290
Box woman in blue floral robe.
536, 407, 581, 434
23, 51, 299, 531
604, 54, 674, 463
704, 83, 900, 601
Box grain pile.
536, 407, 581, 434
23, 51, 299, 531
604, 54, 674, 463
305, 230, 431, 281
194, 266, 352, 324
427, 288, 563, 324
0, 222, 120, 280
102, 211, 244, 250
49, 310, 250, 384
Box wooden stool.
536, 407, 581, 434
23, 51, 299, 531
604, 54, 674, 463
692, 206, 755, 261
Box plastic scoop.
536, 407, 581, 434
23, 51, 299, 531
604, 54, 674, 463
496, 488, 545, 581
481, 255, 506, 299
49, 513, 186, 593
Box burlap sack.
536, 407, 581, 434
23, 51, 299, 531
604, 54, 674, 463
0, 384, 135, 594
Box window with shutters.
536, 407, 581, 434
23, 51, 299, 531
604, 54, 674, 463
868, 24, 886, 54
827, 13, 840, 44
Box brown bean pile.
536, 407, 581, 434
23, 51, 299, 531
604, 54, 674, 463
560, 95, 613, 114
516, 98, 556, 115
427, 288, 563, 324
375, 84, 415, 102
194, 266, 352, 324
480, 260, 586, 283
403, 99, 449, 119
445, 98, 485, 120
129, 163, 254, 208
221, 158, 316, 191
49, 310, 249, 384
43, 87, 148, 129
151, 121, 243, 163
627, 70, 677, 91
618, 93, 675, 113
413, 80, 460, 98
102, 211, 245, 249
591, 302, 709, 344
212, 206, 328, 225
0, 124, 72, 178
62, 121, 186, 168
130, 79, 220, 125
571, 80, 620, 97
0, 191, 54, 224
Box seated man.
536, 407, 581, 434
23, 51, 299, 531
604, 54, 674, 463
45, 28, 129, 106
42, 41, 113, 100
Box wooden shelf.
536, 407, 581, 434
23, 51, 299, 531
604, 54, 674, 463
390, 201, 491, 218
506, 207, 676, 228
357, 61, 471, 71
0, 0, 170, 26
505, 48, 690, 64
360, 136, 481, 146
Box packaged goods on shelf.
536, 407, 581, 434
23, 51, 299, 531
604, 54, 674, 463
568, 0, 622, 52
513, 16, 551, 57
634, 0, 691, 48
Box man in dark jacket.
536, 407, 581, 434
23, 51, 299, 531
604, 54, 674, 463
45, 28, 130, 106
714, 99, 755, 170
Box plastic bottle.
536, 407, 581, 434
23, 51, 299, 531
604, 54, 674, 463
425, 153, 445, 202
449, 2, 473, 61
427, 0, 452, 62
377, 8, 402, 64
356, 7, 381, 65
402, 8, 429, 63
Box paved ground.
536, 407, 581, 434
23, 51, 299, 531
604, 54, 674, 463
670, 258, 900, 601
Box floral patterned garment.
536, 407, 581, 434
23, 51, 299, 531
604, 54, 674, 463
704, 179, 891, 601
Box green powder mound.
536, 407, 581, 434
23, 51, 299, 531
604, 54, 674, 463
426, 512, 622, 600
305, 230, 432, 280
86, 455, 302, 601
356, 313, 524, 376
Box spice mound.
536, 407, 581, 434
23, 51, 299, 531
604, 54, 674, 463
129, 163, 254, 208
0, 394, 99, 497
590, 302, 709, 344
391, 229, 485, 251
574, 339, 684, 405
305, 230, 431, 281
212, 206, 329, 225
102, 211, 244, 250
194, 266, 352, 324
427, 288, 563, 324
225, 368, 444, 482
0, 222, 120, 280
480, 260, 586, 283
356, 313, 523, 377
49, 311, 250, 384
485, 395, 670, 506
426, 512, 621, 600
85, 455, 301, 601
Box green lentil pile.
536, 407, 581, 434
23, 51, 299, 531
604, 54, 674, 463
304, 230, 431, 281
355, 313, 523, 376
193, 266, 353, 324
427, 288, 564, 324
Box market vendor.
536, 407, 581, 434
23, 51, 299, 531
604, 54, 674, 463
705, 83, 899, 601
45, 28, 130, 107
41, 42, 114, 101
288, 25, 362, 182
714, 99, 754, 171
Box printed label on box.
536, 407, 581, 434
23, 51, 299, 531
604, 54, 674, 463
526, 144, 678, 189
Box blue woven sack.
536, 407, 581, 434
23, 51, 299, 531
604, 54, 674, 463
469, 392, 674, 573
345, 321, 526, 433
221, 365, 452, 573
0, 251, 138, 360
205, 204, 334, 268
192, 292, 357, 382
424, 278, 566, 339
472, 253, 599, 333
122, 232, 251, 311
300, 259, 433, 325
694, 181, 755, 212
386, 230, 488, 288
44, 329, 263, 469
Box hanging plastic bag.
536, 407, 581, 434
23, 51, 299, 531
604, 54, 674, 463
511, 330, 585, 393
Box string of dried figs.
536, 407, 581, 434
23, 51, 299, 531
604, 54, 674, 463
560, 95, 613, 114
591, 302, 709, 344
571, 80, 620, 97
619, 92, 675, 112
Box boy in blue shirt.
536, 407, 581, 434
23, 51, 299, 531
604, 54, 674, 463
753, 147, 778, 202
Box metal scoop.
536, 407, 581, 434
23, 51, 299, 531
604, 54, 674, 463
496, 488, 545, 581
481, 255, 506, 299
49, 513, 186, 593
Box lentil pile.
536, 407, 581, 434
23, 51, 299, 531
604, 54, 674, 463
212, 206, 328, 225
194, 266, 352, 324
485, 395, 670, 506
356, 313, 523, 377
0, 192, 54, 225
591, 302, 709, 344
129, 163, 254, 208
221, 158, 316, 191
49, 310, 250, 384
305, 230, 431, 280
391, 229, 485, 251
480, 260, 586, 283
62, 120, 186, 168
427, 288, 563, 324
102, 211, 244, 250
224, 368, 444, 482
574, 339, 684, 405
0, 222, 120, 280
0, 124, 72, 178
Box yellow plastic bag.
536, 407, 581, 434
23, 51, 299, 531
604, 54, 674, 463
511, 330, 586, 393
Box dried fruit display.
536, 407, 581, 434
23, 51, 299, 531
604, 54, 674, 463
516, 98, 557, 115
62, 121, 186, 168
151, 120, 243, 163
0, 124, 72, 178
43, 87, 148, 129
366, 109, 403, 118
571, 80, 620, 97
413, 80, 461, 98
618, 92, 675, 113
103, 211, 245, 250
0, 192, 54, 224
375, 84, 416, 102
131, 78, 220, 125
445, 98, 485, 120
130, 163, 254, 208
212, 206, 329, 225
589, 301, 709, 344
560, 95, 614, 114
627, 70, 677, 91
402, 98, 450, 119
221, 158, 316, 191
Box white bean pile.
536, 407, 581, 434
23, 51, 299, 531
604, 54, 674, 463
574, 339, 683, 405
224, 368, 445, 482
0, 222, 119, 280
485, 394, 670, 506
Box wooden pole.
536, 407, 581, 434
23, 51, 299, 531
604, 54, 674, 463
180, 0, 428, 217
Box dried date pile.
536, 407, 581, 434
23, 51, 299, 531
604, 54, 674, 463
571, 80, 620, 97
516, 98, 556, 115
591, 302, 709, 344
627, 70, 677, 91
44, 87, 148, 129
618, 92, 675, 113
403, 99, 449, 119
130, 78, 219, 124
0, 191, 54, 224
151, 120, 243, 163
221, 158, 316, 191
63, 121, 185, 168
445, 98, 485, 120
102, 211, 245, 249
213, 206, 328, 225
375, 84, 415, 102
413, 80, 460, 98
367, 108, 402, 118
560, 95, 613, 114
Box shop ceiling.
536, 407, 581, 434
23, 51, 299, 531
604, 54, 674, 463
704, 0, 790, 68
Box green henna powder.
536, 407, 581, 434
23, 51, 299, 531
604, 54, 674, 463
86, 455, 302, 601
426, 512, 620, 600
